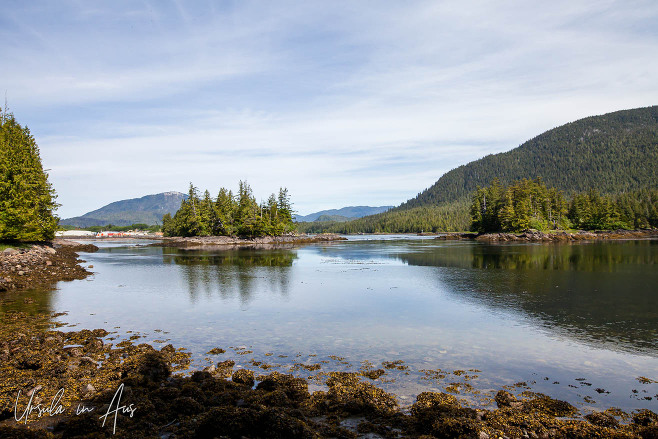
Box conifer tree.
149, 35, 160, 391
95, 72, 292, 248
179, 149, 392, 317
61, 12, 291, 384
0, 111, 59, 241
163, 181, 296, 238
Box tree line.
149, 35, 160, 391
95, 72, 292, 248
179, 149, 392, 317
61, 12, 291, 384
470, 178, 658, 233
0, 110, 58, 241
162, 182, 295, 237
296, 201, 471, 234
59, 223, 161, 233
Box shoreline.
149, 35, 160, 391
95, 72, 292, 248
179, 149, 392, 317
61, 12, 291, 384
0, 312, 656, 438
154, 233, 347, 249
437, 228, 658, 242
0, 240, 98, 293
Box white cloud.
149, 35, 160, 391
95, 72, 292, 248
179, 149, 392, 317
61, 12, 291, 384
2, 0, 658, 217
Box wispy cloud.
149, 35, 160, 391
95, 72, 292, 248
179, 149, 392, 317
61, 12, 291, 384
2, 0, 657, 217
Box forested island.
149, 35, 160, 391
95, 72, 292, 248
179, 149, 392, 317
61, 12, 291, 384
162, 182, 295, 238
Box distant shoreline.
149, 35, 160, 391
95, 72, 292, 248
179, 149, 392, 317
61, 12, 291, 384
437, 228, 658, 242
153, 233, 347, 248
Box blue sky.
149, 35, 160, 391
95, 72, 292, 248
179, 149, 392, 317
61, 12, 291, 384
2, 1, 658, 218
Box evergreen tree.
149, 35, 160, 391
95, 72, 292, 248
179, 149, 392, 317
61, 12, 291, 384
0, 111, 59, 241
163, 181, 296, 238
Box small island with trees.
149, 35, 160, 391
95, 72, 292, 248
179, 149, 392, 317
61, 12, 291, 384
159, 182, 346, 246
162, 182, 295, 238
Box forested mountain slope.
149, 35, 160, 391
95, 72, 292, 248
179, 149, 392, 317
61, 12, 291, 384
401, 105, 658, 209
310, 106, 658, 233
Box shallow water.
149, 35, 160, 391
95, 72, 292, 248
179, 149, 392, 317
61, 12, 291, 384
3, 237, 658, 411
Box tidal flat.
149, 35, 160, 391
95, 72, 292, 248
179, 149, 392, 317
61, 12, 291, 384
1, 236, 657, 437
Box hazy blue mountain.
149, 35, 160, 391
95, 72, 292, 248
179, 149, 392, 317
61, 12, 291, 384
60, 192, 187, 227
295, 206, 393, 222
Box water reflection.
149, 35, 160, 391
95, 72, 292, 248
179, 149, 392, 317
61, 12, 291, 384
0, 286, 56, 316
395, 240, 658, 355
162, 248, 297, 305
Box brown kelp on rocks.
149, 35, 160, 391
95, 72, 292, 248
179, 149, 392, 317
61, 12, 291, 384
1, 312, 657, 438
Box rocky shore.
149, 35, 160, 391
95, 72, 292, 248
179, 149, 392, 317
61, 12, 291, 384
156, 233, 347, 249
437, 229, 658, 243
0, 311, 657, 438
0, 240, 98, 292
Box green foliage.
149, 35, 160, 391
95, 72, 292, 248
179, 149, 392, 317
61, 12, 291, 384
163, 181, 296, 238
471, 178, 570, 232
313, 214, 351, 222
568, 188, 658, 230
296, 201, 471, 234
402, 106, 658, 210
471, 179, 658, 232
0, 111, 59, 241
73, 223, 161, 233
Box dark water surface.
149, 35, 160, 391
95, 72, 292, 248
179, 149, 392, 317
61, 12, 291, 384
4, 236, 658, 410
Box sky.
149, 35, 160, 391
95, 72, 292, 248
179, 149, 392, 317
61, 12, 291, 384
2, 1, 658, 218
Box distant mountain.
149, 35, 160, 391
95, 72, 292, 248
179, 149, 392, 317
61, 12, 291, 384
60, 192, 187, 227
295, 206, 393, 222
315, 214, 352, 222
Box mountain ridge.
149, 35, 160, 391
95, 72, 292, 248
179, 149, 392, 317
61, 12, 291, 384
295, 205, 393, 222
60, 192, 187, 227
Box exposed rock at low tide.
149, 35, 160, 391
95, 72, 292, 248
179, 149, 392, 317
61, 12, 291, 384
437, 229, 658, 243
476, 229, 658, 242
0, 240, 98, 292
156, 233, 347, 249
0, 311, 657, 438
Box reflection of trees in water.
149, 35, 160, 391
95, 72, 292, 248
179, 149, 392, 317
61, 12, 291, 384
397, 241, 658, 356
402, 240, 658, 272
162, 248, 296, 305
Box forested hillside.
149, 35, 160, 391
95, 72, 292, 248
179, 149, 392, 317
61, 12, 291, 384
401, 105, 658, 209
311, 106, 658, 233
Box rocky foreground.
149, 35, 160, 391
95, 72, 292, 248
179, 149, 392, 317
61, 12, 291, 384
0, 240, 98, 292
0, 311, 657, 438
438, 229, 658, 242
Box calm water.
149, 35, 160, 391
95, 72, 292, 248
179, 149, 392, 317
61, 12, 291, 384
3, 237, 658, 411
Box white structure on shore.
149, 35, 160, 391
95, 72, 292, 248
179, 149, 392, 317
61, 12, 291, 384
55, 230, 96, 237
56, 230, 161, 238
